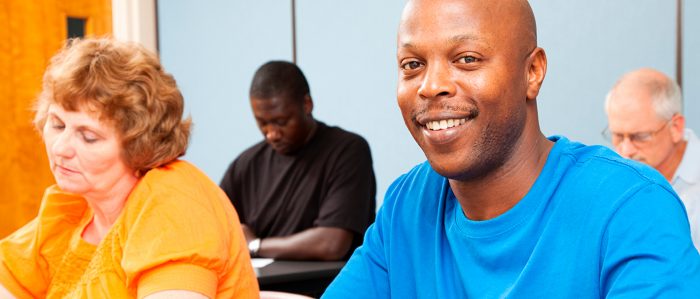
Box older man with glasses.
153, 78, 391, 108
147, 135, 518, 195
604, 67, 699, 251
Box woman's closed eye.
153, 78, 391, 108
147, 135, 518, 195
80, 130, 99, 143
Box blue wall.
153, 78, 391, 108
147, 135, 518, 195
684, 0, 699, 131
158, 1, 689, 206
158, 0, 293, 185
531, 0, 676, 145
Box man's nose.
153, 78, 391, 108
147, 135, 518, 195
616, 138, 637, 158
265, 126, 282, 142
418, 61, 456, 99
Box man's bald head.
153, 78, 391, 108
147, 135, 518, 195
400, 0, 538, 56
605, 68, 682, 120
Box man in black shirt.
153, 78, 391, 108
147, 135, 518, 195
220, 61, 376, 261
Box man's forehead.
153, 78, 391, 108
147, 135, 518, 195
400, 1, 491, 33
251, 96, 299, 114
399, 0, 536, 48
400, 34, 489, 50
607, 96, 663, 130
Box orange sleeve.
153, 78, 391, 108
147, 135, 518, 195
119, 161, 255, 298
0, 186, 86, 299
0, 219, 47, 299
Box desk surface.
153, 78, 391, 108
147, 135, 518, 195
256, 260, 346, 286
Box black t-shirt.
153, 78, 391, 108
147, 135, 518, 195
220, 122, 376, 256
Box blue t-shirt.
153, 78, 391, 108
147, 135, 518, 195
324, 136, 700, 298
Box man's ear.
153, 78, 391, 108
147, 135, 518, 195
303, 94, 313, 115
670, 113, 686, 143
526, 47, 547, 101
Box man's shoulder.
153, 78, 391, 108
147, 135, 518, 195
319, 122, 370, 147
675, 129, 700, 188
552, 136, 679, 208
235, 140, 270, 161
554, 136, 667, 184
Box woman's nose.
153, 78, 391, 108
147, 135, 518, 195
50, 131, 76, 159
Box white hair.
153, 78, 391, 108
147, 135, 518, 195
604, 70, 682, 120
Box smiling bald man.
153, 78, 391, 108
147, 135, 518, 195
323, 0, 700, 297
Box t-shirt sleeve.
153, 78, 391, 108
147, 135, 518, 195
322, 176, 397, 298
0, 219, 48, 299
120, 179, 242, 299
600, 183, 700, 297
219, 159, 247, 225
314, 137, 376, 235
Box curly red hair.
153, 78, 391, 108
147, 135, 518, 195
34, 38, 192, 176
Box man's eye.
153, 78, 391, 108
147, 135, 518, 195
401, 61, 422, 70
631, 133, 653, 143
457, 56, 479, 63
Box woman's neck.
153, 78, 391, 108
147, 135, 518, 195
82, 174, 139, 244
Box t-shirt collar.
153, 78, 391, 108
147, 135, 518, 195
673, 129, 700, 185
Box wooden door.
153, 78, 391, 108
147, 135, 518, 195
0, 0, 111, 237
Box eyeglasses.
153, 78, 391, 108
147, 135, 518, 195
601, 120, 671, 148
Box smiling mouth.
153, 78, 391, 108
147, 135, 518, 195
425, 118, 468, 131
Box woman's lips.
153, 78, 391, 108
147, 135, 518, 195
55, 164, 79, 175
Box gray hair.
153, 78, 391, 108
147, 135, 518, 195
605, 70, 682, 120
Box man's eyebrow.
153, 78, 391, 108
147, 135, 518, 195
449, 34, 480, 44
400, 41, 415, 49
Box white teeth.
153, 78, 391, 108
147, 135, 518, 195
426, 118, 468, 131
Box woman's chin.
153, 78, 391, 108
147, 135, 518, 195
55, 180, 88, 195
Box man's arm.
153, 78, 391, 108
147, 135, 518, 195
322, 214, 389, 298
240, 224, 256, 244
247, 226, 353, 261
601, 184, 700, 297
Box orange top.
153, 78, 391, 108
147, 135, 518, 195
0, 160, 259, 298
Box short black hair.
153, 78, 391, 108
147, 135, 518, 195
249, 60, 310, 104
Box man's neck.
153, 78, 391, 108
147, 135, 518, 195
657, 140, 688, 182
449, 132, 553, 221
304, 119, 319, 144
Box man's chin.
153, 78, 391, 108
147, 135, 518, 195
427, 156, 477, 181
630, 157, 646, 163
272, 145, 297, 156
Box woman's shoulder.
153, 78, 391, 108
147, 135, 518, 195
121, 160, 235, 229
114, 160, 247, 292
132, 160, 219, 200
